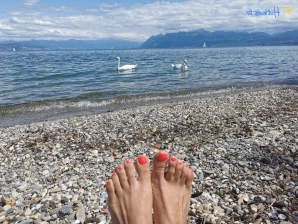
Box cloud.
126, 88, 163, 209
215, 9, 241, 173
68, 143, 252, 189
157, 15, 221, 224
1, 0, 298, 41
23, 0, 40, 6
9, 17, 54, 26
0, 24, 13, 31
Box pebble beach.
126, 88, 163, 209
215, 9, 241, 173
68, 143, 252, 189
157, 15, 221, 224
0, 86, 298, 224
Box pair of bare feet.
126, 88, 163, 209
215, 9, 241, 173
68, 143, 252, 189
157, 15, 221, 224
105, 151, 194, 224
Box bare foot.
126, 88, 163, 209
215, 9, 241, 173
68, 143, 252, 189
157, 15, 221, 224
106, 155, 153, 224
151, 151, 194, 224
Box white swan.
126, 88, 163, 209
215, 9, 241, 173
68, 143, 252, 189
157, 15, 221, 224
171, 63, 182, 69
181, 59, 188, 71
172, 59, 187, 71
116, 56, 137, 71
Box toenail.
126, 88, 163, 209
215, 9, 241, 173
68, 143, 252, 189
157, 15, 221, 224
106, 180, 111, 185
178, 161, 183, 165
170, 156, 177, 162
157, 152, 168, 162
185, 164, 189, 168
112, 172, 117, 176
138, 155, 147, 165
118, 166, 124, 171
125, 159, 131, 165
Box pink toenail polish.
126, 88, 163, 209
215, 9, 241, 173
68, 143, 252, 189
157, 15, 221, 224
178, 161, 183, 165
138, 155, 147, 165
185, 164, 189, 168
170, 156, 177, 162
112, 172, 117, 176
157, 152, 168, 162
118, 166, 123, 171
125, 159, 131, 165
106, 180, 111, 185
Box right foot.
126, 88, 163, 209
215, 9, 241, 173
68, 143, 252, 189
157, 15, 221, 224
106, 155, 153, 224
151, 151, 194, 224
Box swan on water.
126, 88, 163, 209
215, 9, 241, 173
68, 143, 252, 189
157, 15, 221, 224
116, 56, 138, 71
181, 59, 188, 71
171, 63, 182, 69
172, 59, 188, 71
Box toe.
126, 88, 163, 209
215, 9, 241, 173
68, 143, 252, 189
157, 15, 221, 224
180, 164, 189, 184
174, 160, 183, 181
124, 159, 136, 186
116, 165, 129, 189
106, 179, 116, 203
135, 155, 151, 183
111, 172, 123, 195
106, 180, 117, 206
165, 156, 178, 181
152, 151, 169, 180
185, 169, 194, 190
106, 179, 115, 194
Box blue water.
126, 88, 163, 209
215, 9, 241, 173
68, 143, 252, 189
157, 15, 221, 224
0, 46, 297, 112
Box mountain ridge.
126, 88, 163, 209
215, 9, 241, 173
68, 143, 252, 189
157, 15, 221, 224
0, 39, 141, 51
1, 29, 298, 51
140, 29, 298, 48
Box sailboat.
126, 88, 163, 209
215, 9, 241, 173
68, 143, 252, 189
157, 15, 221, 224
203, 42, 207, 48
13, 48, 16, 52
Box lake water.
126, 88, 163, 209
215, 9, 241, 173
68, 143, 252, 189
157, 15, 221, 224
0, 46, 297, 122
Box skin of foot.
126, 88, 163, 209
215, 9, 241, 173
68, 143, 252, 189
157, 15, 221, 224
151, 151, 194, 224
105, 155, 153, 224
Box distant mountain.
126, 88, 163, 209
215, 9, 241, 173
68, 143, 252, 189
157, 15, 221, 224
0, 39, 141, 51
140, 29, 298, 48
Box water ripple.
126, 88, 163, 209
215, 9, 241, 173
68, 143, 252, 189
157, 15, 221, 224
0, 46, 297, 106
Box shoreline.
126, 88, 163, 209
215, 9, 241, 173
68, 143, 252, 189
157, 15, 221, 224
0, 87, 298, 223
0, 83, 294, 128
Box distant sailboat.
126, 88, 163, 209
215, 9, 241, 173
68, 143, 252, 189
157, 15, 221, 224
13, 48, 16, 52
203, 42, 207, 48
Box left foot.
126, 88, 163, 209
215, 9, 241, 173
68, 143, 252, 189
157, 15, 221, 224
151, 151, 194, 224
106, 155, 153, 224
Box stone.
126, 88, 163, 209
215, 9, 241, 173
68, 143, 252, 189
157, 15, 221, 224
221, 164, 229, 172
105, 157, 115, 163
42, 170, 50, 176
2, 205, 11, 211
58, 205, 73, 217
278, 214, 286, 220
75, 205, 85, 223
238, 161, 247, 167
11, 189, 19, 199
250, 204, 258, 213
19, 219, 34, 224
225, 207, 233, 215
269, 130, 281, 138
5, 207, 14, 216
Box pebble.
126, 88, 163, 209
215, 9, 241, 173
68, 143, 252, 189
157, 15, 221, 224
59, 205, 73, 217
0, 88, 298, 223
105, 157, 115, 163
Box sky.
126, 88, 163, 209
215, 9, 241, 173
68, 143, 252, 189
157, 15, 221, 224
0, 0, 297, 42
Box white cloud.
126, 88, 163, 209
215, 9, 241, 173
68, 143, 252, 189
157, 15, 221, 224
1, 0, 298, 41
9, 17, 54, 26
23, 0, 40, 6
0, 24, 13, 31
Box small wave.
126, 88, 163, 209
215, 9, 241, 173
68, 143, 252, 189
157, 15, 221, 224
32, 100, 115, 112
0, 82, 291, 119
0, 83, 293, 127
0, 99, 115, 116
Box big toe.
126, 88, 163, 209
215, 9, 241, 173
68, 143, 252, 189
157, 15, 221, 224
152, 151, 169, 179
135, 155, 151, 183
